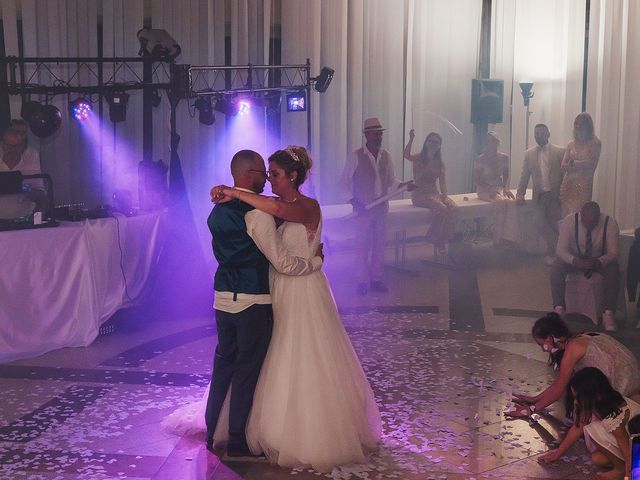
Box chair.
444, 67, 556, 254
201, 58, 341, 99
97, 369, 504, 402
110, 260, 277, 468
565, 271, 605, 324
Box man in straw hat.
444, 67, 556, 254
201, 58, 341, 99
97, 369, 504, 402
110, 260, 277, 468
341, 117, 414, 295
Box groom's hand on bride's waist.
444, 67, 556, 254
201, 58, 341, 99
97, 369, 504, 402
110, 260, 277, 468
316, 243, 324, 262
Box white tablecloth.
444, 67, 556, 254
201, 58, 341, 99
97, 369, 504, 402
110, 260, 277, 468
0, 212, 164, 362
321, 189, 545, 253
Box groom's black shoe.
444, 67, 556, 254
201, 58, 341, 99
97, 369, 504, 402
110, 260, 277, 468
226, 446, 253, 457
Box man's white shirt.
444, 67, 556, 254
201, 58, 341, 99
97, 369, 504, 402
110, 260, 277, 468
556, 212, 619, 267
537, 144, 551, 192
340, 146, 399, 202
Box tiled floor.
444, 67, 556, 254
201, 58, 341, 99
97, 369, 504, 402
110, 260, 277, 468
1, 239, 639, 479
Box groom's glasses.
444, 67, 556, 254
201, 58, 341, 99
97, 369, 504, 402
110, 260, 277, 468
248, 169, 269, 177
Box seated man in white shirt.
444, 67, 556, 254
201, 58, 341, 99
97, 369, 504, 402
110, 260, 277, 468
551, 201, 620, 331
0, 125, 45, 217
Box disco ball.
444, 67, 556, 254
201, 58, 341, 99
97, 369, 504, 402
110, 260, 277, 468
29, 104, 62, 138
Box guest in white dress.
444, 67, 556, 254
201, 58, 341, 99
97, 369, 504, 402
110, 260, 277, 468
507, 313, 640, 419
540, 367, 640, 479
474, 131, 518, 244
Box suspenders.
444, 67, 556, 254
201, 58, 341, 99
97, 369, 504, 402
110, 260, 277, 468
602, 216, 609, 256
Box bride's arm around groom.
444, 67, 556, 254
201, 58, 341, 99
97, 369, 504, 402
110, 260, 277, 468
245, 208, 323, 274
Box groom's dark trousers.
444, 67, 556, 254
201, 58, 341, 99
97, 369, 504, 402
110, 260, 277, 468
205, 198, 273, 452
205, 304, 272, 451
205, 196, 317, 451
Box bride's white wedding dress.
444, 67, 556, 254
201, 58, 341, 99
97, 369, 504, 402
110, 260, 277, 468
163, 217, 381, 473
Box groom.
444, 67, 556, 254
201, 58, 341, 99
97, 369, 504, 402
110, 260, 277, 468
205, 149, 323, 456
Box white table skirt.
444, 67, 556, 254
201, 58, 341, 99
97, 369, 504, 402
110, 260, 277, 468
0, 212, 164, 363
321, 189, 545, 253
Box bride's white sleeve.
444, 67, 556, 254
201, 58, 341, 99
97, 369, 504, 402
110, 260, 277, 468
246, 210, 322, 276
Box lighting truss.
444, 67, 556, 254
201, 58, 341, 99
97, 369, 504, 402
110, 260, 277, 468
188, 62, 310, 97
0, 56, 172, 95
0, 57, 318, 195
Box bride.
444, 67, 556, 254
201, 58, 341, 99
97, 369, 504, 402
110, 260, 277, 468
165, 146, 381, 473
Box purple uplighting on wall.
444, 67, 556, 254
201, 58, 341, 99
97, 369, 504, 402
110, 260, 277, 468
73, 115, 139, 204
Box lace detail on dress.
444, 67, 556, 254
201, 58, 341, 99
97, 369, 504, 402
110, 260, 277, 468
574, 333, 640, 396
279, 217, 321, 253
602, 404, 630, 433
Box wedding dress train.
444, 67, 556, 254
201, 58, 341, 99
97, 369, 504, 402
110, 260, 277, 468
163, 217, 381, 473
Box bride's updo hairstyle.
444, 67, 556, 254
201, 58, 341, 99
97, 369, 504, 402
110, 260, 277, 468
268, 145, 313, 188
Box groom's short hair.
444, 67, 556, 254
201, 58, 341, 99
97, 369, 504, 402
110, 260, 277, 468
231, 149, 262, 178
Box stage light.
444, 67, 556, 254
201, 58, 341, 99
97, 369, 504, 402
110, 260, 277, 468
193, 97, 215, 125
519, 81, 534, 107
28, 104, 62, 138
214, 95, 240, 117
286, 92, 306, 112
238, 99, 251, 115
68, 98, 92, 121
106, 91, 129, 123
312, 67, 334, 93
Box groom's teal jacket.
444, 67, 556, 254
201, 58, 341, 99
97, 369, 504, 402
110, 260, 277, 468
208, 199, 270, 295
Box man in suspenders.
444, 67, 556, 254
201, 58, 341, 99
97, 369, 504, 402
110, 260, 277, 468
551, 201, 620, 331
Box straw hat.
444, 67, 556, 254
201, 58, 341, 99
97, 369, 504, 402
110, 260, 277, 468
362, 117, 385, 133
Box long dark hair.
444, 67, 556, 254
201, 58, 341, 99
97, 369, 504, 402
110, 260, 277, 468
573, 112, 595, 142
532, 312, 571, 369
420, 132, 443, 166
567, 367, 624, 427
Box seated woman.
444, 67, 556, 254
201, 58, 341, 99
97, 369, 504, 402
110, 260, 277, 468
474, 131, 514, 201
539, 367, 640, 480
403, 129, 457, 254
507, 313, 640, 419
474, 131, 518, 244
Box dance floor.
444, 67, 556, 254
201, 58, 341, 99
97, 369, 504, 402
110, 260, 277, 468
1, 240, 638, 479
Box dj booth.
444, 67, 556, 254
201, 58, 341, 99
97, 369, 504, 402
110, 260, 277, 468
0, 212, 164, 363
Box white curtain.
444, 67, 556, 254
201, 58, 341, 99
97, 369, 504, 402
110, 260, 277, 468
2, 0, 480, 206
355, 1, 407, 189
405, 0, 482, 193
285, 1, 480, 196
6, 0, 636, 232
491, 0, 586, 193
587, 0, 640, 229
148, 0, 272, 258
2, 0, 105, 206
